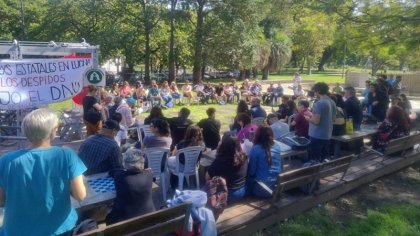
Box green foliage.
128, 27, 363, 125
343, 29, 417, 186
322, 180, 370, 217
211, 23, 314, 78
1, 0, 419, 77
255, 204, 420, 236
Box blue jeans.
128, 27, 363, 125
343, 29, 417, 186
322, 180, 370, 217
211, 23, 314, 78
162, 95, 173, 105
310, 137, 330, 162
228, 186, 246, 203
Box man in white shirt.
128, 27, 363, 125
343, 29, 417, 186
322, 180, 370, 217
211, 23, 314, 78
267, 113, 290, 141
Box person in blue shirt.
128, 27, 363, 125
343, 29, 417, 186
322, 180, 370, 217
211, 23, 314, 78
247, 125, 282, 198
0, 108, 87, 236
250, 97, 267, 119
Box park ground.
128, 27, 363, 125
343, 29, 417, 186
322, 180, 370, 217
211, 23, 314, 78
46, 71, 420, 235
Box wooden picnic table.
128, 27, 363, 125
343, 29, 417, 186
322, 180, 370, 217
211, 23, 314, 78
331, 124, 379, 158
72, 172, 158, 212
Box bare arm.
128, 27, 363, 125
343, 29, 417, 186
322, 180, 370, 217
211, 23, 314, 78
70, 175, 86, 201
93, 103, 102, 111
306, 114, 321, 125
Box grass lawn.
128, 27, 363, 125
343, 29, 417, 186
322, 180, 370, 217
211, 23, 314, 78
254, 204, 420, 236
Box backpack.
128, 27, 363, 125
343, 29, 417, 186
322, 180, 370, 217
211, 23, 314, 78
202, 176, 228, 220
281, 136, 310, 150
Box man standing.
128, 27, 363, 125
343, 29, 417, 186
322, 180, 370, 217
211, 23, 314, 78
305, 82, 336, 162
344, 86, 363, 130
79, 119, 123, 176
198, 108, 221, 150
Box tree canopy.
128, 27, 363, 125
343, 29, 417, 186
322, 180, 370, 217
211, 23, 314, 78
0, 0, 419, 82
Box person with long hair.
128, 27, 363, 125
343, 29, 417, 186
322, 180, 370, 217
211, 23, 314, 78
83, 85, 103, 136
236, 113, 258, 143
248, 125, 282, 198
120, 81, 132, 98
207, 134, 248, 203
182, 80, 193, 105
168, 124, 205, 188
160, 81, 173, 107
374, 106, 410, 153
170, 81, 182, 104
231, 100, 251, 132
144, 106, 165, 125
134, 82, 147, 105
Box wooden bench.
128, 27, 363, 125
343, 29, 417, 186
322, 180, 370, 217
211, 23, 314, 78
272, 155, 354, 202
383, 131, 420, 158
78, 203, 192, 236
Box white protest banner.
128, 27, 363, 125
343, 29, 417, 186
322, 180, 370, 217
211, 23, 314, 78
0, 58, 92, 110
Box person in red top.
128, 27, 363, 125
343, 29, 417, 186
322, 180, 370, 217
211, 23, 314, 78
120, 81, 132, 98
291, 100, 312, 138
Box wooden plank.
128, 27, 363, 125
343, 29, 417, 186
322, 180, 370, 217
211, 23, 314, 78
218, 151, 420, 236
79, 203, 190, 236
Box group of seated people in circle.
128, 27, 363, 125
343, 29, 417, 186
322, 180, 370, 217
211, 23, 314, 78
0, 74, 415, 235
109, 78, 299, 108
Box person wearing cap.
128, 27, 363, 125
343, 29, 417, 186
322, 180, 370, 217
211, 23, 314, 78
105, 149, 155, 225
116, 97, 136, 131
79, 119, 123, 176
0, 108, 86, 235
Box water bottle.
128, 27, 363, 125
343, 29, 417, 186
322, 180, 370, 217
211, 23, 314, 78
346, 116, 354, 135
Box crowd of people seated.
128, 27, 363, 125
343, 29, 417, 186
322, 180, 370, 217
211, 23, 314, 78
0, 74, 415, 235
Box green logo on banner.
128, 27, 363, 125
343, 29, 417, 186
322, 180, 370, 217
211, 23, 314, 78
86, 69, 104, 84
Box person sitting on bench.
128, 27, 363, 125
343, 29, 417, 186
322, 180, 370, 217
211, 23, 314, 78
247, 125, 282, 198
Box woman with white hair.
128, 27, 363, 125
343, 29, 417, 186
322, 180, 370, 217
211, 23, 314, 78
106, 149, 155, 225
0, 108, 87, 236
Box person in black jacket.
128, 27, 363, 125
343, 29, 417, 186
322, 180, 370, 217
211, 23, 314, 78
198, 108, 221, 150
344, 86, 363, 130
167, 107, 193, 149
106, 149, 155, 225
368, 83, 389, 122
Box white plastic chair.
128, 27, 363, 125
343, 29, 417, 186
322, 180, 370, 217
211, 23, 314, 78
171, 146, 203, 191
143, 148, 170, 201
136, 125, 154, 146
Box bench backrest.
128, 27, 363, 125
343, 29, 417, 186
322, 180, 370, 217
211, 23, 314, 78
78, 203, 192, 236
405, 131, 420, 152
273, 163, 321, 201
317, 155, 354, 181
273, 155, 354, 202
384, 135, 412, 156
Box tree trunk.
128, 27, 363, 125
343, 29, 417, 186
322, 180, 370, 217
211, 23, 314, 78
299, 58, 305, 73
307, 59, 312, 75
192, 1, 205, 84
240, 69, 246, 80
252, 68, 258, 78
168, 0, 177, 83
318, 47, 334, 71
262, 66, 269, 80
